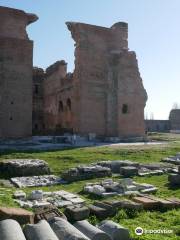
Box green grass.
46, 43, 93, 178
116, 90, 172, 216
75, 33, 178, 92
0, 134, 180, 239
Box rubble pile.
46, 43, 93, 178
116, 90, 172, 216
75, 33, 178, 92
98, 160, 176, 177
162, 153, 180, 165
0, 159, 50, 177
11, 175, 62, 188
13, 190, 85, 209
84, 178, 158, 197
61, 165, 112, 182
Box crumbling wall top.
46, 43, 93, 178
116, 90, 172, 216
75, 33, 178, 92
0, 6, 38, 40
66, 21, 128, 51
46, 60, 67, 76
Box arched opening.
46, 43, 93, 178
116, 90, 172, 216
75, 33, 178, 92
58, 101, 64, 112
67, 98, 71, 111
122, 104, 128, 114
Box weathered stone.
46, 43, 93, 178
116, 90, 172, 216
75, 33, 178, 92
74, 220, 111, 240
0, 219, 26, 240
0, 207, 34, 224
34, 206, 67, 223
111, 199, 143, 210
0, 6, 38, 139
24, 220, 59, 240
166, 198, 180, 208
62, 165, 112, 182
89, 201, 116, 219
144, 196, 175, 209
0, 159, 50, 177
11, 175, 61, 188
29, 190, 43, 200
168, 174, 180, 186
65, 205, 90, 221
98, 220, 130, 240
133, 196, 159, 210
49, 217, 90, 240
120, 166, 138, 177
13, 190, 26, 199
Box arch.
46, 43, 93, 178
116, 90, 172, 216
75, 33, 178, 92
122, 104, 128, 114
67, 98, 71, 111
58, 101, 64, 112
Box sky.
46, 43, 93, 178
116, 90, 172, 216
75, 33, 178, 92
1, 0, 180, 120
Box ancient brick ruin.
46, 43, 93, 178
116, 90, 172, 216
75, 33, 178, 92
0, 6, 148, 139
42, 22, 148, 139
0, 7, 38, 138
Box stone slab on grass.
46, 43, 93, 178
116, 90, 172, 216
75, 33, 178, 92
0, 207, 34, 225
132, 196, 159, 210
64, 205, 90, 222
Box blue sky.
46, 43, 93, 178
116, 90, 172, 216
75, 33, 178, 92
1, 0, 180, 119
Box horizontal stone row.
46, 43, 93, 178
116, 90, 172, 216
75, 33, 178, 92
0, 217, 131, 240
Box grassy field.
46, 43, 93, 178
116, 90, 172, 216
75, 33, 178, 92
0, 133, 180, 239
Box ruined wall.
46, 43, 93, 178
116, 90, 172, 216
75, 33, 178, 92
33, 67, 45, 134
145, 120, 170, 132
67, 22, 147, 138
169, 109, 180, 130
44, 61, 75, 133
0, 7, 38, 138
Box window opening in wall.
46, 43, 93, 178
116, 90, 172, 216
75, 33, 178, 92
59, 101, 64, 112
122, 104, 128, 114
35, 124, 38, 130
35, 84, 39, 94
67, 98, 71, 111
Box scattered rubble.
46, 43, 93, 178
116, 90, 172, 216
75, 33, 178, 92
162, 153, 180, 165
61, 165, 112, 182
14, 190, 85, 209
98, 160, 176, 177
84, 178, 158, 197
0, 159, 50, 177
11, 175, 62, 188
34, 205, 67, 223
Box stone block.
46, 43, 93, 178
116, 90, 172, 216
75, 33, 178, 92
64, 205, 90, 221
133, 196, 159, 210
74, 220, 111, 240
24, 220, 59, 240
89, 201, 116, 219
168, 174, 180, 186
0, 159, 50, 177
34, 205, 67, 223
98, 220, 130, 240
120, 166, 138, 177
166, 198, 180, 208
0, 207, 34, 225
144, 196, 175, 209
0, 219, 26, 240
